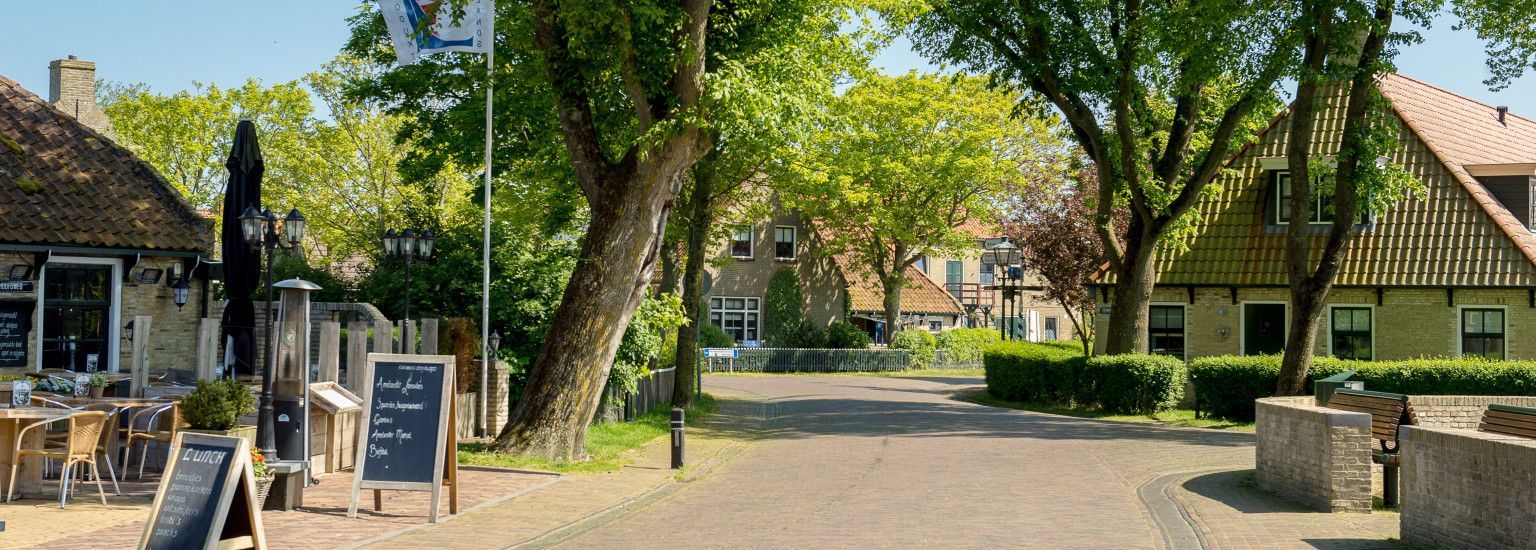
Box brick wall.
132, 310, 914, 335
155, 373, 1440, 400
1254, 396, 1374, 512
1408, 395, 1536, 429
708, 208, 847, 328
1400, 425, 1536, 549
48, 56, 115, 140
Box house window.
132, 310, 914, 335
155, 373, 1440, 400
915, 255, 928, 273
41, 264, 114, 371
946, 261, 964, 298
979, 260, 995, 285
774, 226, 796, 260
929, 320, 943, 332
1462, 308, 1506, 359
1148, 305, 1185, 358
709, 297, 760, 343
1330, 307, 1372, 360
1271, 171, 1334, 225
1043, 317, 1059, 341
730, 227, 753, 259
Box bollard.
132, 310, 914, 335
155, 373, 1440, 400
670, 407, 685, 469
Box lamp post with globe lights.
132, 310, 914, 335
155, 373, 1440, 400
239, 205, 306, 459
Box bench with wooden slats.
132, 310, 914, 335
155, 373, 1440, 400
1326, 389, 1413, 455
1479, 404, 1536, 439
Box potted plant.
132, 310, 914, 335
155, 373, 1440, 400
251, 447, 273, 508
87, 373, 109, 398
180, 379, 257, 442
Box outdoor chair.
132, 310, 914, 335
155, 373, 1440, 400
7, 410, 111, 508
123, 403, 180, 479
76, 403, 123, 495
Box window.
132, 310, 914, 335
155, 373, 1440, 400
42, 264, 114, 371
1043, 317, 1059, 341
915, 255, 928, 273
774, 226, 796, 260
1271, 171, 1335, 225
1148, 305, 1185, 358
979, 260, 995, 285
946, 261, 964, 298
730, 227, 753, 259
1330, 307, 1372, 360
709, 297, 760, 343
1462, 308, 1506, 359
929, 320, 943, 332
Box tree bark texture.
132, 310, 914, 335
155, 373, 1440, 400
882, 276, 904, 345
1102, 229, 1158, 355
672, 154, 718, 408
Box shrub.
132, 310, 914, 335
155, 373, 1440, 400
781, 318, 829, 348
983, 340, 1085, 404
1080, 354, 1187, 414
890, 329, 937, 368
935, 328, 1001, 367
1040, 339, 1088, 354
825, 321, 872, 349
763, 268, 803, 346
181, 379, 256, 431
699, 322, 735, 348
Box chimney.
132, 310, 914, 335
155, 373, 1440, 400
48, 55, 115, 139
1497, 106, 1509, 125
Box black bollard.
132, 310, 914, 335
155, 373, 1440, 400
670, 407, 685, 469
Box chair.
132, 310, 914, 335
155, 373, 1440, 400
123, 403, 179, 479
7, 411, 111, 507
77, 403, 122, 495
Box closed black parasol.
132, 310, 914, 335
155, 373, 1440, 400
219, 119, 263, 377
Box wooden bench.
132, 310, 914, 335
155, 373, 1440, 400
1479, 404, 1536, 439
1327, 389, 1413, 507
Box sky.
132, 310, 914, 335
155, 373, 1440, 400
3, 2, 1533, 116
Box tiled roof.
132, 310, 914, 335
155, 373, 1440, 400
835, 252, 964, 316
0, 75, 211, 252
1144, 74, 1536, 287
956, 217, 1001, 239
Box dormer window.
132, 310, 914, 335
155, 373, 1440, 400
1271, 171, 1334, 225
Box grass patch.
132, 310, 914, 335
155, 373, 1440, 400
710, 368, 984, 377
458, 393, 718, 474
960, 389, 1254, 431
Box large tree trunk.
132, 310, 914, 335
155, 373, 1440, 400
882, 276, 903, 345
672, 154, 718, 408
1101, 230, 1158, 355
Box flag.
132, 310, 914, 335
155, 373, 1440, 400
379, 0, 494, 65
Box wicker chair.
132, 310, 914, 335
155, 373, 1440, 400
7, 411, 111, 507
123, 403, 180, 479
77, 403, 123, 495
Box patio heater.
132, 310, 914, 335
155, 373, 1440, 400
272, 279, 320, 467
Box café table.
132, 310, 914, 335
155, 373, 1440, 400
45, 396, 178, 471
0, 406, 73, 500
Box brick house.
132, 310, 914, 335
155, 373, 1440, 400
1092, 73, 1536, 361
917, 220, 1074, 342
0, 58, 214, 375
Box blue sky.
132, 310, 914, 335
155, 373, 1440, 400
4, 2, 1533, 116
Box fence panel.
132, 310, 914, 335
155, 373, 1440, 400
707, 348, 912, 373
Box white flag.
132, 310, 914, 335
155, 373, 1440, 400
379, 0, 494, 66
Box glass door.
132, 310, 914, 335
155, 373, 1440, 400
42, 264, 113, 371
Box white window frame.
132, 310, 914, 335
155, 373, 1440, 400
1043, 316, 1060, 341
773, 226, 797, 261
1325, 304, 1375, 361
35, 256, 123, 373
730, 226, 754, 260
1239, 301, 1289, 356
1148, 302, 1187, 359
1457, 304, 1509, 360
708, 296, 761, 343
1272, 171, 1333, 226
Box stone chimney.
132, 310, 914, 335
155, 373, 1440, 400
48, 55, 115, 139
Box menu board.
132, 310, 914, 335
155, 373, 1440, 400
349, 353, 455, 522
0, 301, 32, 367
139, 433, 265, 550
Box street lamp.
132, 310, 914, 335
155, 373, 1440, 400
985, 237, 1021, 341
240, 205, 306, 460
382, 227, 435, 322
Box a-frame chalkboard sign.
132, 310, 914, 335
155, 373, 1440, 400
348, 353, 458, 523
138, 432, 266, 550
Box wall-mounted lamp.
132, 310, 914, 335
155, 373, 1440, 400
167, 262, 184, 287
7, 265, 31, 280
172, 278, 190, 310
123, 319, 135, 342
135, 268, 162, 286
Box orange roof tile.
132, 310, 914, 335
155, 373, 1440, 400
834, 252, 964, 316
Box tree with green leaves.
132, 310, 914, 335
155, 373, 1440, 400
780, 72, 1065, 338
902, 0, 1302, 354
763, 268, 804, 346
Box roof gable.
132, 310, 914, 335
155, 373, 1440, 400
832, 251, 964, 316
0, 75, 211, 252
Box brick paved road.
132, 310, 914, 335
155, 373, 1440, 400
553, 375, 1398, 549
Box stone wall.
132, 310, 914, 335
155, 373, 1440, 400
1400, 425, 1536, 549
1254, 396, 1374, 512
1409, 395, 1536, 429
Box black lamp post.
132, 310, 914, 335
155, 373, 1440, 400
240, 205, 306, 459
382, 228, 435, 322
985, 237, 1021, 341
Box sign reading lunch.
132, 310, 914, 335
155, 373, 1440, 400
350, 353, 456, 523
139, 433, 265, 550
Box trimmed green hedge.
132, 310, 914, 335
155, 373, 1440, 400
936, 328, 1001, 367
891, 330, 937, 368
825, 321, 872, 349
1189, 355, 1536, 422
983, 342, 1184, 413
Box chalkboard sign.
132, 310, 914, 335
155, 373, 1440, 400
139, 433, 266, 550
349, 353, 456, 523
0, 301, 33, 367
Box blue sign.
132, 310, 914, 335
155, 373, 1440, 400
703, 348, 738, 359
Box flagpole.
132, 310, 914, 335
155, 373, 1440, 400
480, 13, 494, 438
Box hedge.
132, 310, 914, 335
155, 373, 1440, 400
983, 341, 1084, 404
826, 321, 872, 349
891, 330, 937, 368
1189, 355, 1536, 422
935, 328, 1001, 367
983, 343, 1184, 413
1082, 354, 1186, 414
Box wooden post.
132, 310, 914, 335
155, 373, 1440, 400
318, 321, 341, 383
130, 315, 152, 397
399, 320, 417, 355
372, 320, 393, 355
346, 321, 368, 390
195, 318, 220, 380
420, 319, 439, 355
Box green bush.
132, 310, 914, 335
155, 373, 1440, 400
781, 318, 829, 348
825, 321, 872, 349
935, 328, 1001, 367
983, 340, 1084, 404
1081, 354, 1187, 414
763, 268, 803, 346
180, 379, 256, 431
1189, 355, 1536, 422
699, 322, 735, 348
890, 329, 937, 368
1040, 339, 1088, 353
